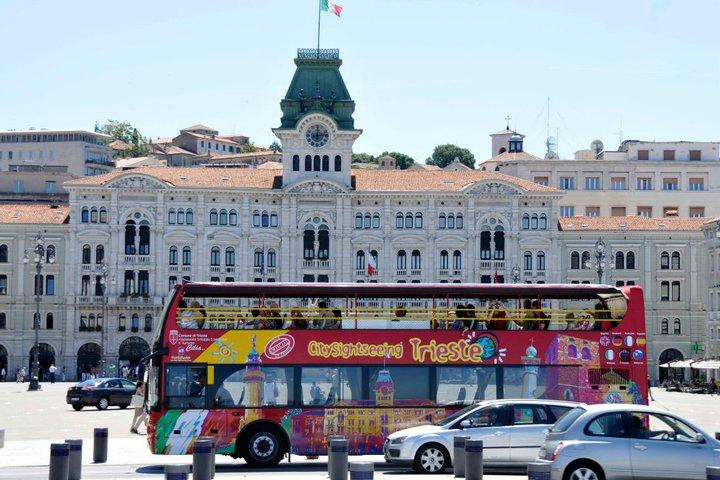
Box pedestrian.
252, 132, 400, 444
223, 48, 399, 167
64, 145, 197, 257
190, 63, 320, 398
48, 363, 57, 384
647, 375, 654, 401
130, 381, 147, 434
61, 366, 66, 382
0, 366, 5, 382
19, 367, 26, 383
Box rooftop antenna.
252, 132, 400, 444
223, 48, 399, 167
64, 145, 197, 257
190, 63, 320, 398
505, 115, 511, 131
615, 119, 623, 147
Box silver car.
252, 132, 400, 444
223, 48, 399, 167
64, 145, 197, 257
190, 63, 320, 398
536, 403, 720, 480
384, 399, 581, 473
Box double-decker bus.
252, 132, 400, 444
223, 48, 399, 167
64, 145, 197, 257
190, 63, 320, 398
144, 282, 647, 466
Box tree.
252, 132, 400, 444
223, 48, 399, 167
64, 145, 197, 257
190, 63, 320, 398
241, 143, 260, 153
380, 151, 415, 170
427, 144, 475, 169
99, 120, 149, 158
269, 141, 282, 152
351, 153, 376, 164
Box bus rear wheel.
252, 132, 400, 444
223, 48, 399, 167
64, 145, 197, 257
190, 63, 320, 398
240, 425, 285, 467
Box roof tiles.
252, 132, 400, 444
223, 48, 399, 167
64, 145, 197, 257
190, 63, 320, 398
559, 216, 706, 232
0, 204, 69, 224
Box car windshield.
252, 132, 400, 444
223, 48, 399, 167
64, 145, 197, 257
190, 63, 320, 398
77, 379, 104, 387
550, 407, 586, 432
436, 404, 479, 426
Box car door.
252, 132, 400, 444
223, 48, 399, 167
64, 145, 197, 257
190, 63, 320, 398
508, 404, 555, 463
582, 412, 633, 479
456, 406, 511, 464
629, 412, 714, 480
105, 380, 123, 404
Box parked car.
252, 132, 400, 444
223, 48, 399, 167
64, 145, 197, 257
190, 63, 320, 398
384, 399, 581, 473
536, 403, 720, 480
66, 378, 136, 411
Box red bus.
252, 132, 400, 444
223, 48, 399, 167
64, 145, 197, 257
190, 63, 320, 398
145, 282, 647, 466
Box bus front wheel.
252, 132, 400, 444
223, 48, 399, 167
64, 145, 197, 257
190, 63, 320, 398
240, 425, 285, 467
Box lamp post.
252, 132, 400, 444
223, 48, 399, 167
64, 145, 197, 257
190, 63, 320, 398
511, 265, 521, 283
585, 238, 607, 284
99, 263, 109, 377
23, 232, 54, 391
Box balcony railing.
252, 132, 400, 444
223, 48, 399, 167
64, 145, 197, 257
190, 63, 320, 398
396, 270, 407, 276
124, 255, 151, 264
297, 48, 339, 59
76, 296, 104, 305
210, 266, 221, 273
301, 259, 331, 270
117, 295, 152, 304
253, 267, 277, 275
439, 269, 449, 276
410, 269, 422, 276
169, 265, 179, 272
479, 260, 505, 270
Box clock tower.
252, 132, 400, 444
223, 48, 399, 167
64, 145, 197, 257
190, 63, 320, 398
272, 49, 362, 190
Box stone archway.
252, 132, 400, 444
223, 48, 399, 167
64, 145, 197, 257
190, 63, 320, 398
77, 343, 101, 380
118, 337, 150, 376
28, 343, 55, 381
659, 348, 684, 382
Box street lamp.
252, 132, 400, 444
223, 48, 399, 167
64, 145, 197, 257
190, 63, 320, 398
99, 263, 109, 377
23, 232, 54, 391
511, 265, 521, 283
585, 238, 607, 284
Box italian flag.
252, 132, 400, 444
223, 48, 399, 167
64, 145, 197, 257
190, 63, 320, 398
367, 254, 377, 276
321, 0, 343, 17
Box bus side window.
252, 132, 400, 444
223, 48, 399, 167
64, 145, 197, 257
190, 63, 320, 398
165, 364, 207, 409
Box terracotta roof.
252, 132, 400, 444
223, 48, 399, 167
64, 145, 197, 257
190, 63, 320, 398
182, 131, 243, 146
181, 124, 217, 133
151, 137, 174, 145
559, 216, 706, 232
0, 204, 69, 224
490, 128, 518, 136
108, 139, 132, 150
209, 150, 281, 160
484, 151, 542, 163
65, 167, 558, 193
256, 162, 283, 170
162, 145, 197, 156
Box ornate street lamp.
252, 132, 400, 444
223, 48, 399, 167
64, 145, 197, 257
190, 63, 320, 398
511, 265, 521, 283
585, 238, 607, 284
99, 263, 109, 377
23, 232, 54, 391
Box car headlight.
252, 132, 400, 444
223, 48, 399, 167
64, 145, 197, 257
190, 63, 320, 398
390, 436, 407, 445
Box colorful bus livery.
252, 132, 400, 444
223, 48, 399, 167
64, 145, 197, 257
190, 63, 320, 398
145, 282, 648, 466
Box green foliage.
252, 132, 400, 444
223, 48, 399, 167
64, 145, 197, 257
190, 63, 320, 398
241, 143, 260, 153
427, 144, 475, 169
269, 141, 282, 152
380, 151, 415, 170
99, 120, 149, 158
352, 153, 376, 164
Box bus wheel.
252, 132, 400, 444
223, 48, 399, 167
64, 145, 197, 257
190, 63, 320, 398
241, 425, 285, 467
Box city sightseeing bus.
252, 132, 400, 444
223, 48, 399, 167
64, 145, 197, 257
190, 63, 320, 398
144, 282, 648, 466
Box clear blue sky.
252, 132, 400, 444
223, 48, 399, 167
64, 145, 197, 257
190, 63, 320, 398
1, 0, 718, 163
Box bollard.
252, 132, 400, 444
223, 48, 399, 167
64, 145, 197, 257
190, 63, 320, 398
349, 461, 374, 480
464, 440, 483, 480
716, 432, 720, 441
708, 466, 720, 480
328, 438, 349, 480
49, 443, 70, 480
326, 435, 345, 480
197, 437, 216, 478
453, 435, 470, 478
65, 439, 82, 480
192, 439, 213, 480
92, 428, 108, 463
0, 429, 4, 449
527, 462, 552, 480
165, 464, 191, 480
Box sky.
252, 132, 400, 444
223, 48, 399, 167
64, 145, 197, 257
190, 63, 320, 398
1, 0, 718, 164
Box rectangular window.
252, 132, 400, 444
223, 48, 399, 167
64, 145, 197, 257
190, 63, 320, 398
533, 176, 549, 186
435, 366, 496, 404
45, 275, 55, 295
636, 177, 652, 190
689, 207, 705, 218
300, 366, 362, 406
368, 366, 429, 404
637, 149, 649, 160
584, 177, 601, 190
672, 281, 681, 301
660, 281, 669, 301
45, 181, 57, 194
585, 207, 600, 217
662, 178, 678, 190
0, 275, 6, 295
611, 206, 626, 217
559, 177, 575, 190
559, 206, 575, 217
663, 150, 675, 161
663, 207, 678, 217
637, 206, 653, 218
212, 365, 293, 407
610, 177, 626, 190
688, 178, 705, 191
12, 180, 24, 193
689, 149, 701, 161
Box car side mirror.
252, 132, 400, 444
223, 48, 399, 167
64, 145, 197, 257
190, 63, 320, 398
459, 420, 472, 429
695, 433, 706, 443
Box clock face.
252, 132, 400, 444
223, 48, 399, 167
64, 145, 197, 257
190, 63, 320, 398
305, 124, 330, 148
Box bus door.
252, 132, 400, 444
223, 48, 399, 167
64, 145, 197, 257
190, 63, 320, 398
163, 364, 212, 454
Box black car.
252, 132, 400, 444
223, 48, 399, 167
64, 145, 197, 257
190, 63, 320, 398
66, 378, 136, 411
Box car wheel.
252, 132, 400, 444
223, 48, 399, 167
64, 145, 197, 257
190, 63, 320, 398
413, 443, 449, 474
72, 404, 83, 411
96, 397, 110, 410
564, 462, 604, 480
240, 426, 285, 467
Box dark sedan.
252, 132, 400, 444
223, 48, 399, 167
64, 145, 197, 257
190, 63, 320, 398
66, 378, 136, 411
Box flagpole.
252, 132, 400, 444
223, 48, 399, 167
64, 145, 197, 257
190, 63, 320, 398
317, 0, 321, 57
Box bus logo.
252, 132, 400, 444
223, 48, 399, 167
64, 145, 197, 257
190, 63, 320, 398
265, 334, 295, 360
169, 330, 179, 345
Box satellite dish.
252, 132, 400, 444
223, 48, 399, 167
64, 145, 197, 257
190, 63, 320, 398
590, 139, 604, 154
545, 136, 559, 159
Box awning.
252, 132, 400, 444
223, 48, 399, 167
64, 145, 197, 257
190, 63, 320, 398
691, 360, 720, 370
659, 360, 695, 368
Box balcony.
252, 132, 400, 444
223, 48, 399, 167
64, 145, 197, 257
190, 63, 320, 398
479, 260, 505, 270
210, 266, 221, 273
253, 267, 277, 275
301, 259, 332, 270
410, 269, 422, 276
76, 296, 105, 305
124, 255, 152, 265
225, 267, 236, 274
81, 264, 94, 272
396, 270, 407, 276
439, 270, 449, 276
117, 294, 152, 305
181, 266, 191, 273
169, 265, 179, 272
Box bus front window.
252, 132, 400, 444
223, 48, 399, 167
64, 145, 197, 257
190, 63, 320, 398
165, 365, 207, 409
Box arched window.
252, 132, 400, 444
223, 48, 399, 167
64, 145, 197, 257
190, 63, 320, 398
523, 251, 533, 270
90, 207, 98, 223
615, 251, 625, 270
673, 318, 681, 335
253, 249, 264, 267
292, 154, 300, 171
168, 209, 176, 224
138, 220, 150, 255
118, 314, 126, 331
439, 250, 449, 269
480, 230, 491, 260
581, 251, 590, 269
396, 250, 407, 270
493, 229, 505, 260
522, 213, 530, 230
661, 318, 669, 334
303, 228, 315, 260
46, 245, 55, 263
539, 214, 547, 230
229, 209, 237, 226
405, 213, 413, 229
334, 155, 342, 171
369, 250, 378, 272
318, 226, 329, 260
453, 250, 462, 270
456, 214, 463, 229
81, 207, 89, 223
671, 252, 681, 270
537, 251, 546, 271
99, 208, 108, 224
219, 209, 228, 225
531, 214, 539, 230
267, 249, 277, 268
571, 251, 580, 269
95, 245, 104, 264
88, 314, 96, 330
270, 212, 278, 227
660, 252, 670, 269
313, 155, 321, 171
304, 155, 312, 171
355, 213, 363, 229
0, 313, 5, 329
0, 245, 7, 263
186, 209, 194, 225
131, 314, 140, 331
45, 275, 55, 295
144, 314, 153, 332
415, 213, 423, 228
169, 246, 178, 265
182, 246, 191, 265
46, 313, 54, 329
395, 213, 404, 229
261, 211, 270, 227
209, 209, 218, 225
355, 251, 365, 270
210, 247, 220, 266
321, 155, 329, 171
177, 209, 185, 225
363, 214, 371, 229
225, 247, 235, 266
252, 210, 260, 227
124, 220, 136, 255
626, 251, 635, 270
411, 250, 422, 269
438, 214, 447, 229
372, 214, 380, 229
447, 214, 455, 229
82, 245, 91, 264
